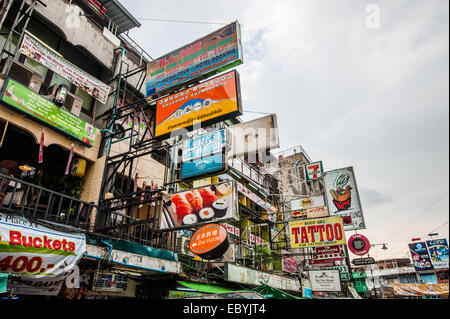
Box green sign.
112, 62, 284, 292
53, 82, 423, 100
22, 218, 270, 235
352, 272, 367, 279
1, 78, 97, 147
313, 265, 351, 281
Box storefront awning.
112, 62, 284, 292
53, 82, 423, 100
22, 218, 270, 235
250, 285, 303, 299
178, 281, 236, 294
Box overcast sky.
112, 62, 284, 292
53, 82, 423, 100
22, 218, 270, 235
120, 0, 449, 260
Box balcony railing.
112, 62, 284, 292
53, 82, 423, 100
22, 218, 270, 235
228, 158, 278, 193
0, 173, 97, 231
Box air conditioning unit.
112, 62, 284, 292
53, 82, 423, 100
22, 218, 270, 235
48, 85, 83, 117
0, 57, 43, 93
212, 244, 236, 263
175, 237, 195, 258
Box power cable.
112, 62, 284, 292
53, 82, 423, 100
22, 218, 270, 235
137, 18, 228, 26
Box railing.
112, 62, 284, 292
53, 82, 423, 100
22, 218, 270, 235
276, 145, 312, 163
228, 158, 278, 193
0, 173, 97, 231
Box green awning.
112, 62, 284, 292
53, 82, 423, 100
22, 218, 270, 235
250, 285, 304, 299
178, 281, 236, 294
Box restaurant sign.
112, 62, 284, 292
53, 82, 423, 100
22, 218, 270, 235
1, 78, 97, 147
20, 33, 111, 104
0, 213, 86, 296
160, 181, 238, 230
289, 217, 346, 249
146, 21, 243, 97
154, 70, 242, 139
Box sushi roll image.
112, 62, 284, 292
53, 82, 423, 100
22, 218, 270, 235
183, 214, 198, 226
199, 208, 215, 221
212, 199, 228, 218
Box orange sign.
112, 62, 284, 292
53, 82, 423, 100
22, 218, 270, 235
154, 70, 242, 139
189, 224, 228, 258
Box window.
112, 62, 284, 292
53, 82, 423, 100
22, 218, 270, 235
23, 57, 48, 79
49, 72, 72, 90
75, 87, 94, 115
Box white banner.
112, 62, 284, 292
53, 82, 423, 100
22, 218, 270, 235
20, 33, 111, 104
0, 213, 86, 296
309, 270, 341, 292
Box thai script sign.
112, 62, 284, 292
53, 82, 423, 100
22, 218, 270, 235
20, 33, 110, 104
146, 21, 243, 97
1, 78, 97, 147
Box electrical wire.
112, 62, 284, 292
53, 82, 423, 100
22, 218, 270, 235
137, 18, 228, 26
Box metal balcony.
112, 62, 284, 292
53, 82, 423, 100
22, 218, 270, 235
0, 173, 96, 231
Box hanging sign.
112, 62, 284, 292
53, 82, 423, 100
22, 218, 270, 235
348, 234, 371, 256
323, 167, 366, 231
304, 161, 324, 182
146, 21, 243, 97
154, 70, 242, 139
312, 245, 346, 260
189, 224, 229, 260
19, 33, 111, 104
352, 257, 375, 266
0, 213, 86, 296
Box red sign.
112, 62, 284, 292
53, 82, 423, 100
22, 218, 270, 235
308, 259, 335, 267
312, 245, 346, 260
348, 234, 371, 256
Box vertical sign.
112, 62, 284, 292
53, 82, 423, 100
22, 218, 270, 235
409, 242, 434, 271
323, 167, 366, 231
426, 239, 449, 270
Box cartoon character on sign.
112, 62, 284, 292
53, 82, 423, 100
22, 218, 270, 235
330, 173, 352, 211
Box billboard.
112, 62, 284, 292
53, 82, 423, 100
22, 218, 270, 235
323, 167, 366, 231
226, 114, 280, 159
282, 257, 298, 274
289, 217, 346, 249
291, 196, 325, 211
160, 181, 238, 230
0, 213, 86, 296
181, 129, 227, 180
146, 21, 243, 97
309, 270, 341, 292
409, 242, 434, 271
392, 283, 449, 297
154, 70, 242, 139
1, 78, 97, 147
426, 239, 449, 269
20, 33, 110, 104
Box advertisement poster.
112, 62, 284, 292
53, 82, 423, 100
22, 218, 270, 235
0, 213, 86, 296
323, 167, 366, 231
160, 181, 238, 230
301, 278, 313, 299
155, 70, 242, 139
147, 21, 243, 97
224, 263, 301, 292
282, 257, 298, 274
226, 114, 280, 158
309, 270, 341, 292
289, 217, 346, 249
312, 245, 346, 260
291, 196, 325, 211
20, 33, 111, 104
1, 78, 97, 147
392, 283, 449, 297
181, 130, 227, 179
304, 161, 324, 182
426, 239, 449, 269
409, 242, 434, 271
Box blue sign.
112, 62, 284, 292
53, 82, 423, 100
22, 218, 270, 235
182, 130, 226, 162
181, 153, 225, 179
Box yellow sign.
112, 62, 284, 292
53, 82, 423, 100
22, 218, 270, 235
289, 217, 345, 249
392, 283, 449, 296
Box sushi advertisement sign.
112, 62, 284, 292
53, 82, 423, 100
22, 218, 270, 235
146, 21, 243, 97
289, 217, 346, 249
323, 167, 366, 231
154, 70, 242, 139
0, 213, 86, 296
160, 181, 238, 230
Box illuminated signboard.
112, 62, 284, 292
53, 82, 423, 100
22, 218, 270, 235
146, 21, 243, 97
289, 217, 346, 249
189, 224, 230, 260
154, 70, 242, 139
